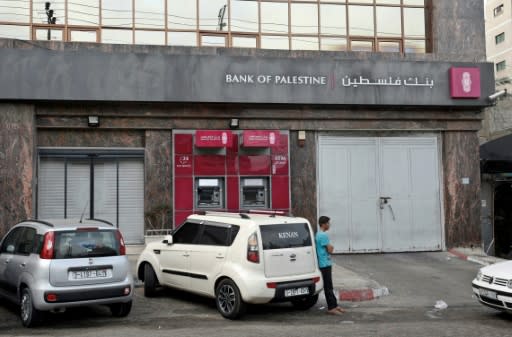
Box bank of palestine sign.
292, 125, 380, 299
0, 48, 494, 106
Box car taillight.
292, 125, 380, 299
40, 231, 55, 259
46, 293, 58, 302
247, 232, 259, 263
115, 230, 126, 256
313, 276, 321, 283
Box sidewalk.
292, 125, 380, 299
331, 262, 389, 302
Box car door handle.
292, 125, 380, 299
182, 253, 190, 257
20, 263, 26, 268
216, 256, 225, 259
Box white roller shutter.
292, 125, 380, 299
38, 158, 65, 218
66, 160, 91, 219
118, 160, 144, 244
94, 161, 117, 225
38, 156, 145, 244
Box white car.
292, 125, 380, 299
136, 211, 323, 319
472, 260, 512, 313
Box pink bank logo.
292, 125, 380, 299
269, 132, 276, 145
449, 67, 480, 98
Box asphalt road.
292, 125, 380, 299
0, 252, 511, 337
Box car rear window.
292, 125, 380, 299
54, 230, 120, 258
259, 223, 312, 250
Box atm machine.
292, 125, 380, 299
240, 177, 269, 209
195, 178, 224, 209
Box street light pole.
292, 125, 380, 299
45, 2, 56, 41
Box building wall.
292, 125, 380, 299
0, 0, 491, 247
0, 104, 36, 235
443, 131, 482, 247
29, 102, 483, 247
433, 0, 487, 61
485, 0, 512, 91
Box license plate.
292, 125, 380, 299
70, 269, 108, 280
479, 288, 497, 300
284, 287, 309, 297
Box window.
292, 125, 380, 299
260, 223, 312, 250
16, 228, 37, 255
496, 60, 506, 72
494, 4, 504, 17
0, 0, 429, 53
496, 32, 505, 45
0, 227, 24, 254
54, 230, 120, 258
173, 222, 201, 244
197, 224, 229, 246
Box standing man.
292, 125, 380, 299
316, 215, 345, 315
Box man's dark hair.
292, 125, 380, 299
318, 216, 330, 226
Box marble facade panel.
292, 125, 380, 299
144, 131, 172, 232
443, 131, 481, 247
0, 104, 35, 235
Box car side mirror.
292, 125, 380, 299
6, 245, 15, 253
162, 235, 173, 245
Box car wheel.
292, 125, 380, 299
215, 279, 246, 319
20, 288, 43, 327
110, 301, 132, 317
144, 263, 158, 297
291, 294, 319, 310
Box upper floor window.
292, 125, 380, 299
496, 60, 506, 72
496, 32, 506, 45
494, 4, 504, 17
0, 0, 429, 54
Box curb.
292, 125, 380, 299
447, 248, 468, 261
338, 287, 389, 302
447, 248, 497, 266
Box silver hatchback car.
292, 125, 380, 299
0, 219, 134, 327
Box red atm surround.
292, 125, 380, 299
173, 130, 290, 226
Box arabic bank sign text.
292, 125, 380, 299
225, 73, 435, 90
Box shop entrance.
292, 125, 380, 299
494, 182, 512, 258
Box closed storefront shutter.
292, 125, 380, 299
38, 155, 144, 244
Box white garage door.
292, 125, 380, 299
318, 136, 442, 253
38, 157, 144, 244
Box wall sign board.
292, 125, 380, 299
242, 130, 280, 147
195, 130, 233, 148
0, 48, 494, 107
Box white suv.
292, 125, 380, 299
136, 211, 323, 319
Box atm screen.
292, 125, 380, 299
243, 187, 265, 206
198, 188, 220, 206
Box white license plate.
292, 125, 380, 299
70, 269, 108, 280
284, 287, 309, 297
479, 288, 497, 300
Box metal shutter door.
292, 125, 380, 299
118, 160, 144, 244
38, 158, 65, 218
